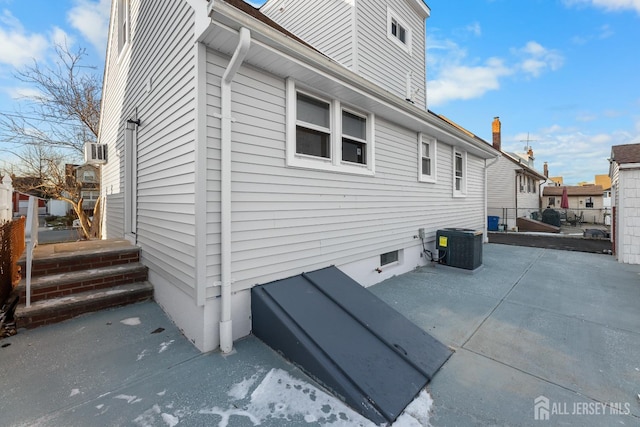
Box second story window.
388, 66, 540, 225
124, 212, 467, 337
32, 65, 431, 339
387, 8, 412, 54
391, 18, 406, 44
118, 0, 130, 54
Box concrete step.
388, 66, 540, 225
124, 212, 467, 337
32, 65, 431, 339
15, 282, 154, 329
16, 239, 139, 278
14, 263, 149, 304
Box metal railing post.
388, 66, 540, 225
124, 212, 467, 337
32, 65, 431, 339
24, 196, 39, 308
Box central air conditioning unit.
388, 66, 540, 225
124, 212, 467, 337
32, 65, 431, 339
436, 228, 483, 271
84, 142, 107, 165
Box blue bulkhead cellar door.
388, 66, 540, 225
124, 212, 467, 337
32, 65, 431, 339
251, 266, 452, 425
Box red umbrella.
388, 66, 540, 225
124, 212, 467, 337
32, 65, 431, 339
560, 186, 569, 209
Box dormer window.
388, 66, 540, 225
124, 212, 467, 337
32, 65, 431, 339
391, 18, 406, 44
387, 8, 412, 55
117, 0, 130, 54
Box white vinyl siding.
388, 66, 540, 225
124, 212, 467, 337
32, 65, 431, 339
487, 157, 517, 221
204, 55, 485, 291
357, 0, 426, 108
100, 0, 197, 293
260, 0, 355, 68
262, 0, 427, 108
487, 156, 542, 228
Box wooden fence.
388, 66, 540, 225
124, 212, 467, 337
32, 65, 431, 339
0, 175, 12, 223
0, 217, 25, 304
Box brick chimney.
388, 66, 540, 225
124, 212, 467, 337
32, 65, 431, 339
492, 117, 501, 151
543, 162, 549, 178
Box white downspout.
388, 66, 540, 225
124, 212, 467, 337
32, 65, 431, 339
484, 155, 501, 243
219, 27, 251, 354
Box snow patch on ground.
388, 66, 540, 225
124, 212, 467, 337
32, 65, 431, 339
161, 412, 179, 426
392, 390, 433, 426
115, 394, 141, 404
108, 368, 434, 426
137, 349, 148, 361
121, 317, 141, 326
243, 368, 372, 425
227, 370, 264, 400
159, 340, 174, 353
69, 388, 80, 397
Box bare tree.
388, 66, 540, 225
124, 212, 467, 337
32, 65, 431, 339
8, 144, 102, 239
0, 43, 102, 239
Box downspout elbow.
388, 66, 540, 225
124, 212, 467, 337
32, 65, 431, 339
222, 28, 251, 85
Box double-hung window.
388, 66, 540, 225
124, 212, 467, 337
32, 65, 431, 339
342, 110, 367, 164
418, 133, 436, 183
296, 93, 331, 159
286, 79, 375, 175
387, 7, 412, 54
453, 148, 467, 196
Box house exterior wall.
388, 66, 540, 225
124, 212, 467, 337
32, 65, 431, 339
487, 157, 541, 230
261, 0, 427, 108
613, 168, 640, 263
260, 0, 355, 69
206, 48, 485, 291
100, 0, 207, 344
356, 0, 427, 108
101, 0, 491, 352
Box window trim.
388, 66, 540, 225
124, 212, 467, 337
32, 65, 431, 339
117, 0, 130, 58
386, 7, 412, 55
453, 148, 467, 197
418, 133, 437, 183
286, 78, 375, 176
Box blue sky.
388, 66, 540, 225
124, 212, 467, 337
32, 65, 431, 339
1, 0, 638, 184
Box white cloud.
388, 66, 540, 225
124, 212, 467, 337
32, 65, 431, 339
51, 26, 74, 48
504, 128, 628, 183
465, 22, 482, 37
67, 0, 111, 54
6, 86, 43, 100
0, 9, 48, 67
427, 38, 563, 106
564, 0, 640, 14
428, 58, 512, 106
514, 41, 564, 78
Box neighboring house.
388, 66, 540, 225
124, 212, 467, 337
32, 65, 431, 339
541, 185, 605, 223
98, 0, 497, 352
609, 143, 640, 263
66, 164, 101, 213
549, 176, 563, 185
595, 174, 612, 225
487, 117, 547, 230
10, 176, 48, 216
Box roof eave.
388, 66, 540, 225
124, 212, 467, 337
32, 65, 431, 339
205, 1, 496, 160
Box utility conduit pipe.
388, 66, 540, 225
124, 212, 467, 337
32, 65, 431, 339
219, 27, 251, 354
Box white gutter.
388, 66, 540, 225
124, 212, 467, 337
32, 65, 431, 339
210, 1, 496, 160
219, 26, 251, 354
484, 155, 501, 242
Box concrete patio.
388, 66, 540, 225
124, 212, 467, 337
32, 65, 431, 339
1, 243, 638, 426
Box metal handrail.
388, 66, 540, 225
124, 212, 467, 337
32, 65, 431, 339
25, 196, 39, 307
